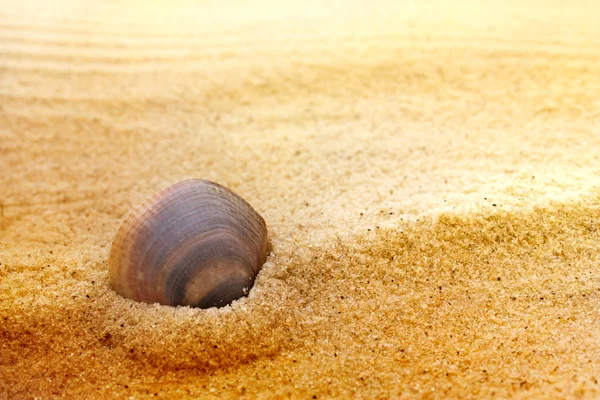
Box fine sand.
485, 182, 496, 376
1, 0, 600, 398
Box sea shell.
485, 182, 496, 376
108, 179, 268, 308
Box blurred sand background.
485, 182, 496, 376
1, 0, 600, 398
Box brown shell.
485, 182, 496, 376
108, 179, 268, 308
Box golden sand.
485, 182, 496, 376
1, 0, 600, 398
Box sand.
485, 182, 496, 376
1, 0, 600, 398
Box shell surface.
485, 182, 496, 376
109, 179, 268, 308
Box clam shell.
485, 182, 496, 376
109, 179, 268, 308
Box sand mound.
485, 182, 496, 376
3, 193, 600, 397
